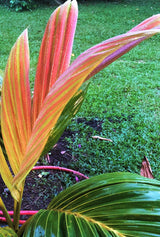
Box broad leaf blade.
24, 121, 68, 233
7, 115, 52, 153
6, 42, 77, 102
22, 173, 160, 237
23, 210, 121, 237
1, 29, 31, 175
32, 0, 78, 123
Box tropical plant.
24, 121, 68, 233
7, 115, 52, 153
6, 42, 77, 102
0, 0, 9, 5
9, 0, 33, 11
0, 0, 160, 236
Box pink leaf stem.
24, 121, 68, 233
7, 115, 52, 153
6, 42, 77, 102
0, 210, 38, 216
0, 210, 39, 224
0, 217, 26, 224
0, 166, 88, 225
32, 166, 89, 179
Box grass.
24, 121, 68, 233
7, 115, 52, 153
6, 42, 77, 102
0, 0, 160, 179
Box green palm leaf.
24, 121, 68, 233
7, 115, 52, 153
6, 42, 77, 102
22, 172, 160, 237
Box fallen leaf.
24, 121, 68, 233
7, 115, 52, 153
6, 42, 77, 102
140, 156, 154, 179
61, 151, 66, 155
38, 172, 50, 178
92, 136, 113, 142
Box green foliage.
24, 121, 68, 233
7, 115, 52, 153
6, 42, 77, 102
64, 64, 160, 178
0, 0, 9, 5
9, 0, 33, 11
62, 0, 160, 179
22, 173, 160, 236
1, 0, 64, 11
34, 0, 62, 4
0, 227, 18, 236
65, 58, 160, 179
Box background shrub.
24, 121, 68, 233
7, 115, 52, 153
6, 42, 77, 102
0, 0, 64, 10
0, 0, 9, 5
9, 0, 34, 11
0, 0, 123, 11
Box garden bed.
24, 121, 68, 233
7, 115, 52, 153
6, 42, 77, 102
0, 117, 103, 221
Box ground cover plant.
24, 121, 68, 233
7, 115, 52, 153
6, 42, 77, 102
0, 0, 160, 236
67, 0, 160, 179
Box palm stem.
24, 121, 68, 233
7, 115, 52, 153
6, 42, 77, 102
13, 200, 21, 232
13, 183, 24, 232
17, 216, 32, 237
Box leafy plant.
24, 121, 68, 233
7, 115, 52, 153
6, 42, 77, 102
0, 0, 160, 236
9, 0, 33, 11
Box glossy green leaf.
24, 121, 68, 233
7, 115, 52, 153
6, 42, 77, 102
0, 227, 17, 237
22, 173, 160, 237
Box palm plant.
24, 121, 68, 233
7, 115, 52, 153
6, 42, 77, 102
0, 0, 160, 236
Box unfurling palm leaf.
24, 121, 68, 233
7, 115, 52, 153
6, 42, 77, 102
22, 173, 160, 237
0, 0, 160, 199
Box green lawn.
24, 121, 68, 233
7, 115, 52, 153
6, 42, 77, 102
0, 0, 160, 179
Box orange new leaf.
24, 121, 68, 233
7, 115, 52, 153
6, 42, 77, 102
0, 30, 31, 199
32, 0, 78, 123
1, 29, 31, 176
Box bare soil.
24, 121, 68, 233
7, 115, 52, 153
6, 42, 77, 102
0, 129, 74, 212
0, 118, 103, 221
